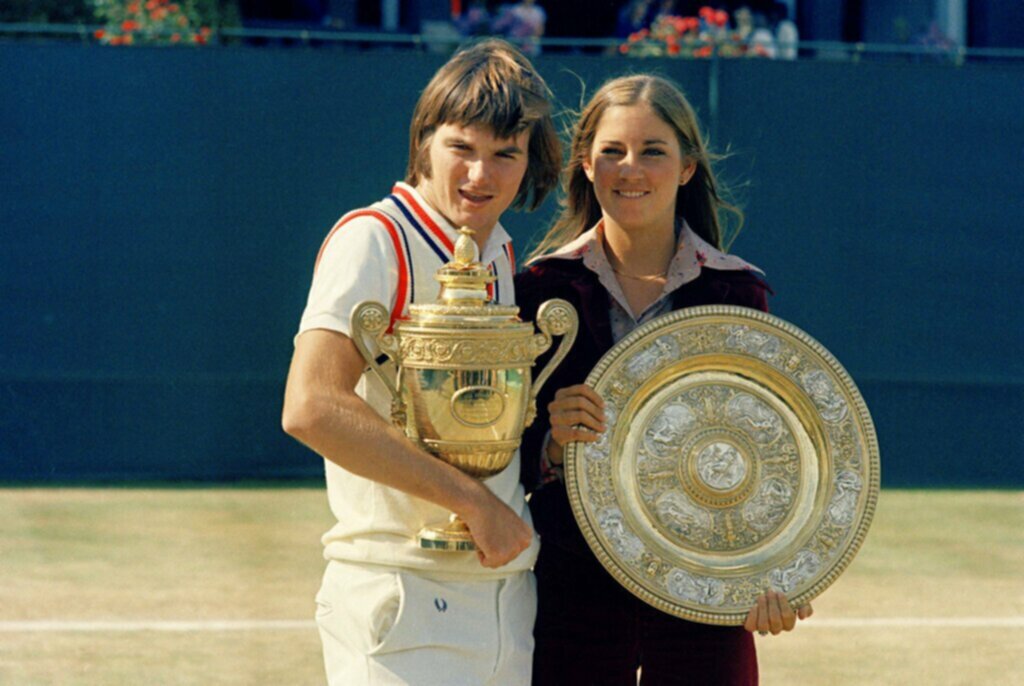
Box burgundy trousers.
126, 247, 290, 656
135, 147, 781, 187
531, 542, 758, 686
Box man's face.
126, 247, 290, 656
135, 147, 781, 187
416, 123, 530, 236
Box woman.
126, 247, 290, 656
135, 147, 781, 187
515, 75, 812, 685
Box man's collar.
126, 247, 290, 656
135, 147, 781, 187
392, 181, 511, 262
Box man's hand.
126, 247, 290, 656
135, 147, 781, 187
546, 384, 606, 465
743, 590, 813, 636
458, 484, 534, 568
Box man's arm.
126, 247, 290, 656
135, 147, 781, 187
281, 328, 532, 568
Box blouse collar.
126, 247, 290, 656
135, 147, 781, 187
531, 220, 762, 284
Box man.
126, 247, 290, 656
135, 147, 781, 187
282, 40, 561, 685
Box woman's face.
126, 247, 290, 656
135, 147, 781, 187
582, 103, 696, 237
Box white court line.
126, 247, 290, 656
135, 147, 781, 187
1, 618, 1023, 632
0, 620, 317, 632
808, 617, 1024, 628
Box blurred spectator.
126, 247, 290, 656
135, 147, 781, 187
492, 0, 547, 56
615, 0, 653, 39
456, 0, 492, 37
648, 0, 679, 26
914, 20, 958, 53
733, 5, 754, 42
773, 2, 798, 59
748, 10, 776, 58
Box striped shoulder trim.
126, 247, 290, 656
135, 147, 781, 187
390, 185, 455, 263
489, 240, 517, 303
504, 240, 516, 273
314, 208, 411, 333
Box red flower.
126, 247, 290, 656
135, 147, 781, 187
121, 20, 140, 31
93, 29, 105, 40
667, 43, 681, 56
127, 2, 141, 13
618, 43, 629, 54
193, 34, 207, 44
145, 0, 159, 9
699, 6, 714, 19
170, 33, 181, 43
199, 27, 211, 37
177, 14, 188, 26
169, 3, 180, 12
122, 34, 134, 45
694, 45, 713, 58
714, 10, 729, 27
152, 7, 167, 20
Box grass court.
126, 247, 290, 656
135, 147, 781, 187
1, 487, 1021, 685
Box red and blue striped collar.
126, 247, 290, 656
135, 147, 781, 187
388, 182, 513, 266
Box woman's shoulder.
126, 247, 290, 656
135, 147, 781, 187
693, 265, 774, 313
514, 257, 592, 314
701, 265, 773, 293
515, 256, 590, 287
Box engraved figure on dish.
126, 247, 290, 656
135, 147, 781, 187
727, 392, 783, 444
802, 369, 849, 423
584, 440, 611, 462
597, 507, 645, 561
726, 325, 781, 361
696, 442, 747, 490
769, 549, 822, 593
666, 568, 726, 606
643, 402, 697, 458
827, 470, 862, 526
654, 490, 713, 539
742, 477, 793, 533
590, 404, 617, 456
625, 334, 679, 379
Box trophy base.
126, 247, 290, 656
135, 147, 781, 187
418, 514, 476, 552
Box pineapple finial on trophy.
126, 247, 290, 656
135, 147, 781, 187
436, 227, 495, 307
453, 227, 479, 267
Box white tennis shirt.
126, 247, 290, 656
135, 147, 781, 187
297, 182, 539, 577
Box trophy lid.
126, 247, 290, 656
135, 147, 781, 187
406, 227, 522, 327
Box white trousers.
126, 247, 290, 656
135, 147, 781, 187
315, 560, 536, 685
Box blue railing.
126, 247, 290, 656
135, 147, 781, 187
2, 21, 1023, 62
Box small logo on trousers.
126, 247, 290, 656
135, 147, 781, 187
434, 598, 448, 613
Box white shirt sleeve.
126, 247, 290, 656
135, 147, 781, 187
297, 214, 399, 340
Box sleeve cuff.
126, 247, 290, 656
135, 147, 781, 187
539, 430, 564, 486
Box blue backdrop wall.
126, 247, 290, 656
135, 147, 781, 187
1, 43, 1021, 486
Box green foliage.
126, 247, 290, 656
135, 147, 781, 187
0, 0, 239, 28
88, 0, 240, 45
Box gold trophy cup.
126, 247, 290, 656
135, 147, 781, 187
351, 228, 577, 551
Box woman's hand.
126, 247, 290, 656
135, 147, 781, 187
545, 384, 606, 465
743, 591, 813, 636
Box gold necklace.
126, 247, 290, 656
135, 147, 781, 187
611, 266, 668, 282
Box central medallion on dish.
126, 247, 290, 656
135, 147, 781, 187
628, 379, 801, 553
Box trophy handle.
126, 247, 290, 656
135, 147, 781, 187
350, 301, 402, 418
527, 299, 579, 426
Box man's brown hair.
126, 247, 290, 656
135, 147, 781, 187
405, 39, 561, 212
